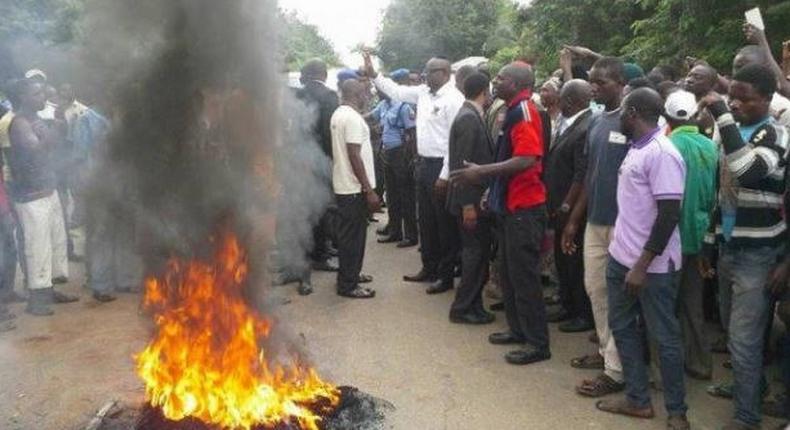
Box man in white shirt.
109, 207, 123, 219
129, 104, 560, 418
363, 52, 465, 294
331, 79, 381, 299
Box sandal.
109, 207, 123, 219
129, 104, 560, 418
707, 382, 733, 399
337, 287, 376, 299
358, 274, 373, 284
571, 354, 604, 369
595, 398, 655, 419
576, 373, 625, 398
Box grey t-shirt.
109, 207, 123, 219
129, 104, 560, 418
585, 108, 629, 226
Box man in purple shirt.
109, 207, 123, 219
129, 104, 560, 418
595, 88, 689, 430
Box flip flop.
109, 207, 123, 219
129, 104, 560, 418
571, 354, 604, 369
595, 399, 655, 419
337, 287, 376, 299
576, 374, 624, 398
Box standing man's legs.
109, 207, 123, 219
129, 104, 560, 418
677, 254, 712, 379
409, 158, 441, 280
50, 192, 69, 282
499, 206, 550, 363
583, 224, 623, 382
0, 212, 18, 302
719, 245, 780, 427
433, 186, 461, 290
450, 216, 492, 318
401, 153, 418, 244
605, 258, 687, 418
382, 147, 404, 240
335, 194, 370, 296
554, 215, 592, 330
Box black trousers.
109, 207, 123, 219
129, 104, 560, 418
335, 193, 368, 293
451, 215, 492, 315
553, 214, 592, 321
500, 206, 550, 351
416, 157, 460, 282
383, 146, 417, 241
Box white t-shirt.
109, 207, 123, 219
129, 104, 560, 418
331, 105, 375, 195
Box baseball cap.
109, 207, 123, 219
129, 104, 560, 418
389, 68, 409, 82
24, 69, 47, 81
664, 90, 698, 121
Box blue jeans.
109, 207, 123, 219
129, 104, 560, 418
718, 245, 783, 426
607, 257, 687, 416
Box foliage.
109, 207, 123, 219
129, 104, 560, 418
280, 10, 340, 72
376, 0, 502, 70
0, 0, 84, 44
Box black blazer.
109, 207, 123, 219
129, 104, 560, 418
446, 101, 494, 216
545, 109, 592, 213
296, 81, 339, 158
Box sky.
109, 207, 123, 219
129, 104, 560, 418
278, 0, 532, 67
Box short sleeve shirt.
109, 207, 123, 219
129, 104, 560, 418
506, 92, 546, 212
609, 131, 686, 273
331, 105, 375, 195
372, 100, 415, 149
585, 109, 629, 226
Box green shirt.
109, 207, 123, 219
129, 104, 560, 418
669, 125, 719, 255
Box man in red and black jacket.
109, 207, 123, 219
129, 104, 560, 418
451, 62, 550, 365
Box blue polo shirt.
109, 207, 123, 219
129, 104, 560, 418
371, 99, 415, 150
585, 108, 630, 226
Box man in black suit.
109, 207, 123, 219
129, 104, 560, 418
447, 73, 496, 324
545, 79, 594, 333
294, 59, 340, 294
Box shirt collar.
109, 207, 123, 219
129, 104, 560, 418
561, 108, 589, 128
631, 126, 662, 148
507, 89, 533, 108
433, 80, 455, 97
670, 125, 700, 136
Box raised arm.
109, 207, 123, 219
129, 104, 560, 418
363, 51, 422, 104
744, 24, 790, 98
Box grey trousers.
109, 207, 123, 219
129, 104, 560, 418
677, 254, 712, 377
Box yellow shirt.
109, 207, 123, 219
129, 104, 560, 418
0, 111, 14, 182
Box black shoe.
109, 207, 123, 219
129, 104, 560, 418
488, 331, 526, 345
92, 292, 117, 303
53, 290, 79, 303
52, 276, 69, 285
559, 317, 595, 333
403, 269, 437, 283
505, 347, 551, 365
396, 239, 418, 248
489, 302, 505, 312
450, 310, 495, 325
312, 259, 339, 272
377, 235, 402, 244
547, 309, 573, 323
25, 290, 54, 316
426, 280, 453, 295
297, 282, 313, 296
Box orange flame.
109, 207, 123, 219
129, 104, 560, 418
135, 231, 339, 429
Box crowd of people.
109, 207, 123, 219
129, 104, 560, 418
1, 12, 790, 430
292, 20, 790, 430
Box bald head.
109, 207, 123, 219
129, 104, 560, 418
300, 58, 328, 83
425, 57, 452, 92
493, 62, 534, 102
559, 79, 592, 117
620, 87, 663, 138
685, 64, 718, 98
455, 65, 477, 92
501, 62, 535, 90
340, 79, 368, 109
733, 45, 768, 75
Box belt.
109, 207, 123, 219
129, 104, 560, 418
417, 156, 443, 162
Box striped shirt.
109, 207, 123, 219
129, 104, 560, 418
705, 101, 789, 249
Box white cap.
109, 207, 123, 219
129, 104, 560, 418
664, 90, 698, 121
24, 69, 47, 81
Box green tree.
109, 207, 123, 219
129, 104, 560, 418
280, 11, 340, 72
0, 0, 84, 44
376, 0, 502, 70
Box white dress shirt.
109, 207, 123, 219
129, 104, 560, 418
373, 75, 464, 179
